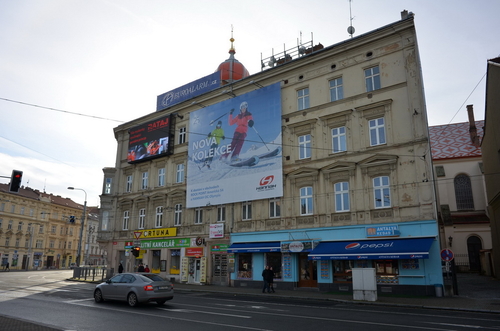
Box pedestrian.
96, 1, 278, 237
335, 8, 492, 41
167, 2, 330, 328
221, 101, 254, 162
118, 262, 124, 273
268, 266, 275, 293
262, 265, 271, 293
203, 121, 225, 169
137, 263, 145, 272
144, 265, 150, 272
5, 262, 9, 272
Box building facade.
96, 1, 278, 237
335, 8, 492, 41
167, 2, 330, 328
429, 107, 492, 274
98, 11, 443, 295
0, 184, 89, 270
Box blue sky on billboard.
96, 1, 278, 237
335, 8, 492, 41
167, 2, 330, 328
0, 0, 498, 205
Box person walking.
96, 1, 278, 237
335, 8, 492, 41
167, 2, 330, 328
221, 101, 254, 162
5, 262, 9, 272
144, 265, 150, 272
118, 262, 124, 273
137, 263, 145, 272
262, 265, 271, 293
268, 266, 275, 293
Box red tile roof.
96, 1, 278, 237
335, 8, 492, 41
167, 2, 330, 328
429, 121, 483, 160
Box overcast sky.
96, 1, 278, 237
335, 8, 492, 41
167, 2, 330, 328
0, 0, 498, 206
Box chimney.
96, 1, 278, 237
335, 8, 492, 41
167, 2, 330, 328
466, 104, 480, 147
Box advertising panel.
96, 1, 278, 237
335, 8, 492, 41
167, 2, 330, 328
127, 114, 174, 163
187, 82, 282, 208
156, 72, 220, 111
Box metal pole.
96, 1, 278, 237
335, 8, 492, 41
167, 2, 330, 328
68, 187, 87, 267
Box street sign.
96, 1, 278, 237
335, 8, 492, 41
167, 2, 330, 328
440, 248, 454, 262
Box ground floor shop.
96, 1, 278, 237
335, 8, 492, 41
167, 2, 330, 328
228, 220, 444, 296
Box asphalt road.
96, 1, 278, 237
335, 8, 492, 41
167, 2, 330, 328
1, 270, 500, 331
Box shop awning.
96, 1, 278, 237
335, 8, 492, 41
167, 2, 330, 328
309, 237, 435, 260
227, 242, 281, 253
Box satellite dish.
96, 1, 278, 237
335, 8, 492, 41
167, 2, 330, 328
299, 46, 306, 55
347, 26, 355, 35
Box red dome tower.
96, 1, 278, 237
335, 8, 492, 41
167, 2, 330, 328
216, 30, 250, 85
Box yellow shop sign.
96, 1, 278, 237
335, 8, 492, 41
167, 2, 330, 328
134, 228, 177, 239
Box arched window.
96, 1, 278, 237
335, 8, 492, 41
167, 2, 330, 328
454, 174, 474, 210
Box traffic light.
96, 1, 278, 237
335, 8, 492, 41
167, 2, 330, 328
69, 216, 76, 223
9, 170, 23, 193
131, 246, 140, 257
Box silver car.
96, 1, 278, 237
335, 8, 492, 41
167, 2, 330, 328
94, 273, 174, 307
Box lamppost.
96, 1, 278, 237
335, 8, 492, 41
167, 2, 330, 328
68, 187, 87, 267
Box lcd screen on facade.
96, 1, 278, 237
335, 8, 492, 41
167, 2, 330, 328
187, 82, 283, 208
127, 114, 174, 163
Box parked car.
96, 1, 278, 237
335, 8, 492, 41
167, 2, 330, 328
94, 273, 174, 307
69, 263, 77, 269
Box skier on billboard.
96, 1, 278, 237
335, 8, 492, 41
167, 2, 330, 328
221, 101, 254, 162
203, 121, 225, 169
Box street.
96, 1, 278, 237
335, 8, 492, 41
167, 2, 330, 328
1, 270, 500, 331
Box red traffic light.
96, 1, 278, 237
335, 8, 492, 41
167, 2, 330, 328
131, 246, 140, 257
9, 170, 23, 193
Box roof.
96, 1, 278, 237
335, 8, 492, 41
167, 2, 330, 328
429, 121, 484, 160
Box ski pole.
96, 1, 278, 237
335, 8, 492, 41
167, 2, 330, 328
252, 126, 270, 151
209, 112, 228, 126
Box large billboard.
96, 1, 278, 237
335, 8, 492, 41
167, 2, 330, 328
156, 72, 220, 111
127, 114, 174, 163
187, 82, 283, 208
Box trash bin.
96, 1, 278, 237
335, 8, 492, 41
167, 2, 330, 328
434, 284, 443, 297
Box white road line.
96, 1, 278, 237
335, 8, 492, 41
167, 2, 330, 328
158, 307, 251, 318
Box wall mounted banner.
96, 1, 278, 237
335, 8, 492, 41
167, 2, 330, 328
128, 114, 174, 163
187, 82, 283, 208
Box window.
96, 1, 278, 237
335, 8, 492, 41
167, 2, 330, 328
18, 222, 23, 231
179, 127, 186, 144
237, 253, 252, 279
242, 201, 252, 220
138, 208, 145, 229
174, 204, 182, 226
217, 205, 226, 222
300, 186, 313, 215
454, 174, 474, 210
332, 126, 347, 153
123, 211, 130, 230
269, 198, 281, 218
104, 178, 112, 194
176, 164, 184, 183
373, 176, 391, 208
195, 208, 203, 224
297, 87, 310, 110
0, 218, 2, 228
299, 134, 311, 159
8, 220, 12, 230
11, 204, 15, 213
158, 168, 165, 187
20, 207, 25, 215
155, 206, 163, 227
369, 117, 386, 146
101, 211, 109, 231
141, 172, 148, 190
334, 182, 350, 212
365, 66, 381, 92
329, 77, 343, 101
126, 175, 133, 192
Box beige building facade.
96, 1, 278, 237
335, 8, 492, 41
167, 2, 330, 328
98, 11, 443, 295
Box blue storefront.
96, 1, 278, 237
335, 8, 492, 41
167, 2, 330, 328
228, 220, 443, 296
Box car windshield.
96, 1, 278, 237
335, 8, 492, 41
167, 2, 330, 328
138, 274, 167, 282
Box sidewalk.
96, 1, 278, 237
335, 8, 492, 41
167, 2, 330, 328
173, 273, 500, 314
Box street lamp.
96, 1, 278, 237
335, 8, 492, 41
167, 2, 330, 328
68, 187, 87, 267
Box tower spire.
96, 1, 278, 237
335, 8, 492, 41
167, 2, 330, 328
229, 24, 235, 54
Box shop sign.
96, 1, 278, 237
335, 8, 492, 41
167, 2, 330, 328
366, 225, 400, 237
281, 240, 316, 253
210, 244, 228, 253
133, 227, 177, 239
141, 238, 190, 249
209, 223, 224, 238
186, 247, 204, 257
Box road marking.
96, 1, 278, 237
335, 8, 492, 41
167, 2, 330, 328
158, 307, 251, 318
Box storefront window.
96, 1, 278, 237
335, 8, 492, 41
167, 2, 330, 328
170, 249, 180, 274
334, 260, 353, 282
237, 253, 252, 279
375, 260, 399, 284
152, 250, 161, 271
265, 252, 282, 280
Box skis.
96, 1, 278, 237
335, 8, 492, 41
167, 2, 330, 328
228, 147, 281, 167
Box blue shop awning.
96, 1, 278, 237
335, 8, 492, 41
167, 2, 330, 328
309, 237, 435, 260
228, 242, 281, 253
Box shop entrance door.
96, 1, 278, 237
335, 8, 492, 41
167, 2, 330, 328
212, 254, 228, 286
298, 253, 317, 287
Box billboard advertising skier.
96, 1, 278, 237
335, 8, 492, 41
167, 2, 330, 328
187, 82, 282, 208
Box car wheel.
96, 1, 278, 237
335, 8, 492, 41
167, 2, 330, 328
94, 289, 104, 303
156, 299, 167, 305
127, 292, 139, 307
